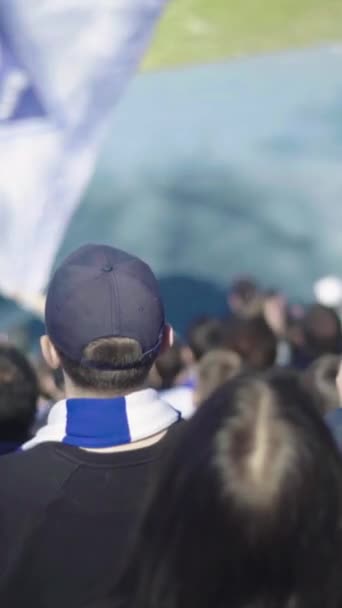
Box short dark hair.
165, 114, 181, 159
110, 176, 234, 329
228, 277, 263, 318
58, 337, 156, 392
0, 345, 38, 441
226, 316, 277, 370
186, 316, 229, 361
301, 355, 341, 415
230, 277, 259, 304
302, 304, 342, 358
114, 372, 342, 608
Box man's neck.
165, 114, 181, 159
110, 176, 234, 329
63, 382, 141, 401
62, 381, 166, 453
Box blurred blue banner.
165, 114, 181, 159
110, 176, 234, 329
0, 0, 167, 297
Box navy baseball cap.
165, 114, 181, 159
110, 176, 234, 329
45, 244, 165, 369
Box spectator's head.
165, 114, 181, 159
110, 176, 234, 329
41, 245, 171, 395
122, 372, 342, 608
302, 304, 342, 359
154, 339, 185, 390
194, 349, 241, 406
0, 345, 38, 442
301, 355, 340, 415
226, 316, 277, 371
228, 276, 263, 319
186, 316, 228, 362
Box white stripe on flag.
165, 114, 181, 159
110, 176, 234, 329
0, 0, 168, 298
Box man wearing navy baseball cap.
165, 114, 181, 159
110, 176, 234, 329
0, 244, 182, 607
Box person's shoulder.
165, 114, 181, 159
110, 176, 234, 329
0, 443, 77, 504
0, 441, 68, 470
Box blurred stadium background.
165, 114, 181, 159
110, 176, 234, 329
2, 0, 342, 344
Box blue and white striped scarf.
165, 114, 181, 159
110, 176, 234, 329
22, 389, 180, 451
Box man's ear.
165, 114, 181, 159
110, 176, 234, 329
160, 324, 174, 354
40, 335, 61, 370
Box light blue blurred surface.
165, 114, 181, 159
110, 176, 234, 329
7, 47, 342, 335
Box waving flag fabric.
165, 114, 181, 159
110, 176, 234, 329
0, 0, 168, 298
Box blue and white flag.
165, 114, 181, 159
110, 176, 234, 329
0, 0, 168, 300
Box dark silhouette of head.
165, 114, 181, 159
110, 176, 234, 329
186, 316, 229, 362
302, 304, 342, 359
228, 276, 263, 319
0, 344, 38, 443
226, 316, 277, 370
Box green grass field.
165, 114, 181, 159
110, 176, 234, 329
144, 0, 342, 69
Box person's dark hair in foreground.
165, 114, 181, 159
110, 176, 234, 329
0, 344, 38, 451
104, 372, 342, 608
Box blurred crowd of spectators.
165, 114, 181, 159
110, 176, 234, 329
1, 275, 342, 453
